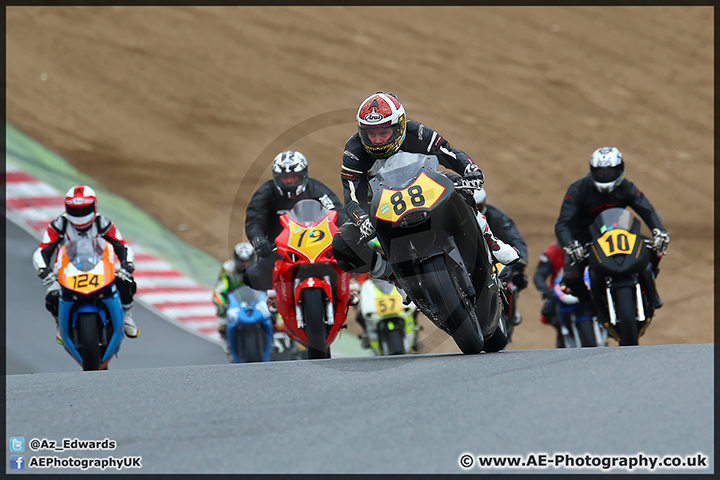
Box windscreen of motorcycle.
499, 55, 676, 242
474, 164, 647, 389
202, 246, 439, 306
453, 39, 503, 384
373, 151, 434, 190
57, 237, 115, 294
230, 285, 265, 308
65, 236, 106, 271
287, 199, 330, 227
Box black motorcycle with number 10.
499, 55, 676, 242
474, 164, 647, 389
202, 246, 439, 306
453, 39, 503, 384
585, 207, 660, 346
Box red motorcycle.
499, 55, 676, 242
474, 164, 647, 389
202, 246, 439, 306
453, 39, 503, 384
269, 199, 352, 359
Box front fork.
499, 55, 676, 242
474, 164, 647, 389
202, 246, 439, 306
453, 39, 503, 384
604, 274, 645, 326
294, 276, 334, 329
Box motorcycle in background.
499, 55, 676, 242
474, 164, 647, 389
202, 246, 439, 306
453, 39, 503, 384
585, 207, 659, 346
553, 268, 607, 348
270, 316, 306, 361
367, 152, 508, 354
225, 286, 274, 363
269, 199, 352, 359
358, 277, 420, 355
55, 236, 125, 371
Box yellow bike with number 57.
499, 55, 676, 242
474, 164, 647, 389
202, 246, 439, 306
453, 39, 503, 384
358, 277, 420, 356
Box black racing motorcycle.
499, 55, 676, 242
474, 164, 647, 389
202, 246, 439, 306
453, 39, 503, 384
585, 207, 660, 346
366, 152, 508, 354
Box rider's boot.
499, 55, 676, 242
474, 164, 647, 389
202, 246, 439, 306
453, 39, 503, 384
267, 295, 278, 314
368, 252, 393, 280
218, 320, 230, 355
355, 312, 371, 349
642, 265, 663, 310
348, 291, 360, 306
122, 305, 140, 338
358, 331, 371, 349
369, 253, 411, 305
476, 212, 520, 265
54, 316, 63, 345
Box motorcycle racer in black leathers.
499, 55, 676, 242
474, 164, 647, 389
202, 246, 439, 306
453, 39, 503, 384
244, 150, 348, 292
332, 91, 519, 281
555, 147, 669, 317
474, 188, 529, 328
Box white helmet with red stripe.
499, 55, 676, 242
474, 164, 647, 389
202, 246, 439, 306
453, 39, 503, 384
64, 184, 97, 229
356, 92, 406, 159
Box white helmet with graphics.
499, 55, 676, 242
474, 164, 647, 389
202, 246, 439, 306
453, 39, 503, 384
356, 92, 407, 159
272, 150, 309, 199
589, 147, 625, 193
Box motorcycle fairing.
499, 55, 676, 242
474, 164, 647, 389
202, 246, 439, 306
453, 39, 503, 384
56, 237, 124, 367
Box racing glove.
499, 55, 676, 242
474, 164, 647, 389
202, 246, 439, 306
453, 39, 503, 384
251, 236, 274, 258
357, 215, 376, 240
215, 303, 228, 318
116, 265, 133, 282
115, 259, 135, 281
461, 163, 485, 190
540, 282, 556, 300
121, 260, 135, 274
563, 240, 586, 264
40, 269, 57, 286
512, 267, 529, 290
651, 228, 670, 254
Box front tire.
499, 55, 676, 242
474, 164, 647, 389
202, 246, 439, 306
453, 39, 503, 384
420, 255, 484, 354
576, 318, 598, 347
78, 312, 101, 371
615, 286, 639, 346
302, 288, 330, 359
484, 311, 509, 353
378, 320, 405, 355
238, 324, 265, 363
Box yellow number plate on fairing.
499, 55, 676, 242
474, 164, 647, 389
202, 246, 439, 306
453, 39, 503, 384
287, 218, 333, 262
597, 228, 637, 257
374, 173, 446, 223
65, 272, 104, 294
374, 295, 404, 316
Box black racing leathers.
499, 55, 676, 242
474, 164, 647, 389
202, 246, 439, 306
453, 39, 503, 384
484, 204, 528, 267
555, 175, 664, 248
333, 121, 479, 274
485, 203, 529, 291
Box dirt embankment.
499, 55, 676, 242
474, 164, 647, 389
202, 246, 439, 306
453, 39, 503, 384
6, 6, 713, 351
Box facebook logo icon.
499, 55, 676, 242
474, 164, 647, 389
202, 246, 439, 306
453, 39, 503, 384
9, 437, 25, 452
10, 455, 24, 470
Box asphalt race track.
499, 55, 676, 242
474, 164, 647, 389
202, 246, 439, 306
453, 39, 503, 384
5, 219, 714, 474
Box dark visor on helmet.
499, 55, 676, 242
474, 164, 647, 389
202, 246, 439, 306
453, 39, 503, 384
591, 164, 623, 183
66, 204, 95, 217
